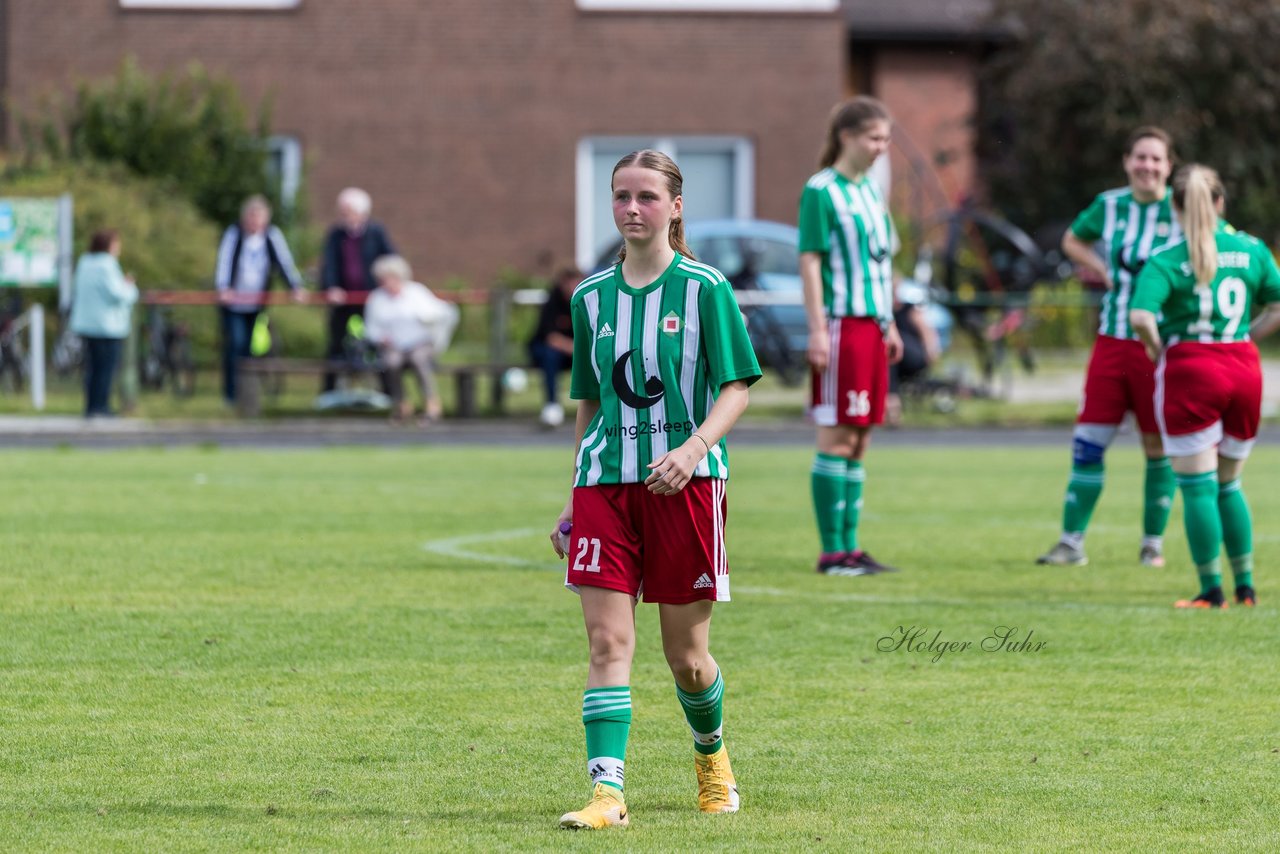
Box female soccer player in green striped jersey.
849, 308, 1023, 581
1130, 164, 1280, 607
799, 96, 905, 576
1037, 127, 1183, 569
549, 150, 761, 829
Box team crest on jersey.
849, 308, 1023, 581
662, 311, 681, 336
1156, 223, 1171, 237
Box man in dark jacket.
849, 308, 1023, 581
320, 187, 396, 392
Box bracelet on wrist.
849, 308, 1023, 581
692, 433, 711, 453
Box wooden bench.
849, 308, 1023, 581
236, 357, 520, 418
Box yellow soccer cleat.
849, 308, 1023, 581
694, 745, 740, 814
559, 783, 629, 830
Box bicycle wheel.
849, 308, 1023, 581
170, 338, 197, 398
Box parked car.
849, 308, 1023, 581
595, 219, 807, 385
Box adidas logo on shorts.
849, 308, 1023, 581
693, 573, 714, 589
597, 322, 614, 340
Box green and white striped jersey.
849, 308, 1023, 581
798, 168, 895, 320
1131, 224, 1280, 345
569, 254, 762, 486
1070, 187, 1181, 339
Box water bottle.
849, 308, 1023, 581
558, 521, 573, 554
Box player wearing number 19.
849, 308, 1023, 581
799, 96, 905, 577
1130, 164, 1280, 609
549, 150, 761, 829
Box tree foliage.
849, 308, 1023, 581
980, 0, 1280, 240
18, 56, 282, 230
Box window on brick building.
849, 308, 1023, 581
120, 1, 301, 9
577, 0, 835, 10
265, 135, 302, 210
576, 136, 754, 270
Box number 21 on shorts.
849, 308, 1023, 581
573, 537, 602, 573
846, 389, 871, 418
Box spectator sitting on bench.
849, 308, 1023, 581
886, 279, 942, 426
527, 265, 579, 427
364, 255, 459, 425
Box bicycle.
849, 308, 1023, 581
0, 297, 30, 394
139, 306, 197, 397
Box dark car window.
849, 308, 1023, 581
745, 238, 800, 277
688, 236, 746, 279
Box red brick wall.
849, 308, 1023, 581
4, 1, 843, 285
870, 45, 979, 221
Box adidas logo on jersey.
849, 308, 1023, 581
693, 573, 714, 590
597, 323, 615, 340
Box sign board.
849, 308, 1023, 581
0, 197, 62, 287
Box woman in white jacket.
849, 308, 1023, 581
364, 255, 458, 423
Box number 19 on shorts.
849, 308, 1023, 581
573, 537, 602, 573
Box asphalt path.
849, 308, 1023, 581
5, 415, 1274, 451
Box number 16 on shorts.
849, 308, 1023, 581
846, 389, 871, 418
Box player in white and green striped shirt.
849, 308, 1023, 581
1037, 127, 1183, 569
799, 96, 905, 577
550, 150, 761, 830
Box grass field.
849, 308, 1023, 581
2, 443, 1277, 852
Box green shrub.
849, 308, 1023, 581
18, 56, 283, 231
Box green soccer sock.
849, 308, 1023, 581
676, 670, 724, 756
1177, 472, 1222, 593
1143, 457, 1176, 540
582, 686, 631, 791
1219, 479, 1254, 589
844, 461, 865, 553
811, 452, 848, 553
1062, 462, 1104, 541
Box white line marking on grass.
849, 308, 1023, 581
422, 527, 561, 571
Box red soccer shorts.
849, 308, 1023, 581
565, 478, 729, 604
810, 316, 887, 427
1156, 341, 1262, 458
1077, 335, 1160, 434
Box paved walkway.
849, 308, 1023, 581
3, 357, 1277, 449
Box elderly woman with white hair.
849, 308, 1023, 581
320, 186, 398, 394
364, 255, 459, 423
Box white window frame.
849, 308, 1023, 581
576, 136, 755, 271
120, 1, 300, 9
578, 0, 836, 11
266, 135, 302, 209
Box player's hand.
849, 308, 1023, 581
645, 440, 704, 496
550, 500, 573, 559
291, 288, 308, 304
1144, 342, 1161, 363
807, 326, 830, 372
217, 289, 235, 305
326, 287, 347, 305
884, 324, 904, 365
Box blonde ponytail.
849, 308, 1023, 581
1172, 164, 1225, 285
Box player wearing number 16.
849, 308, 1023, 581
1129, 164, 1280, 609
799, 96, 904, 577
548, 150, 761, 829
